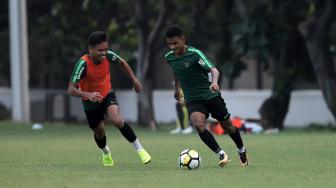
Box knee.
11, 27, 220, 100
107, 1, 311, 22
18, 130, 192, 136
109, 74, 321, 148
221, 121, 236, 134
192, 121, 206, 133
226, 126, 236, 134
94, 126, 105, 138
190, 112, 206, 133
111, 118, 124, 128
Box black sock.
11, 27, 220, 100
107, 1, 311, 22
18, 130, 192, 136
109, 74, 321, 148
198, 129, 221, 153
94, 134, 106, 149
119, 122, 137, 142
229, 128, 244, 149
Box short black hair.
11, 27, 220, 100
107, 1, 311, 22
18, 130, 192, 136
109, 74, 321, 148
165, 25, 184, 38
88, 31, 108, 46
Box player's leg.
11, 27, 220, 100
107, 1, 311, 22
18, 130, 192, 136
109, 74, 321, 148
190, 112, 229, 166
106, 104, 151, 164
220, 119, 248, 166
85, 108, 113, 166
181, 104, 193, 134
208, 96, 248, 166
171, 102, 183, 134
187, 101, 229, 167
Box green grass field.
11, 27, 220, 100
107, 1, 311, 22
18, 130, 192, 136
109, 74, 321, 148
0, 121, 335, 188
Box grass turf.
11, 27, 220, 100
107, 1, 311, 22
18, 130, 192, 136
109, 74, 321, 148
0, 121, 335, 188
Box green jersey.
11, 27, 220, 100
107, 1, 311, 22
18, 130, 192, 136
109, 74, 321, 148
165, 46, 220, 103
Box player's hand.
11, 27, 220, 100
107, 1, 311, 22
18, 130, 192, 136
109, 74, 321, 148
210, 83, 219, 93
133, 79, 142, 93
174, 89, 182, 101
178, 97, 185, 105
88, 92, 103, 102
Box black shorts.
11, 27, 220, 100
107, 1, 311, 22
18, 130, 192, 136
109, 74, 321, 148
186, 96, 231, 121
84, 92, 119, 129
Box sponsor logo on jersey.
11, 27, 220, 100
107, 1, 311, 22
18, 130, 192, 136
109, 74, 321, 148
198, 58, 206, 66
112, 55, 117, 61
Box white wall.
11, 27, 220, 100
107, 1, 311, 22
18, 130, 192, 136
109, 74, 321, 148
284, 91, 335, 126
0, 88, 335, 127
222, 90, 335, 127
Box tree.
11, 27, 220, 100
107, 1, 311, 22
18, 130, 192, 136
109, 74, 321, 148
258, 0, 309, 130
299, 0, 336, 124
27, 0, 137, 89
231, 0, 317, 130
256, 0, 336, 129
134, 0, 168, 128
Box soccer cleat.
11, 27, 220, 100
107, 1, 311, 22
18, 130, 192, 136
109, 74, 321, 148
137, 149, 151, 164
219, 153, 230, 167
181, 126, 193, 134
238, 150, 248, 166
103, 153, 114, 166
170, 127, 182, 134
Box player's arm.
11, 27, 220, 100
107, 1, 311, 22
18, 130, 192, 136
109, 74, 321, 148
68, 82, 103, 102
195, 49, 219, 92
117, 58, 142, 93
209, 67, 220, 92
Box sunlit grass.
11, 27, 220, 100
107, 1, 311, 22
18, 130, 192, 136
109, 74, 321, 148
0, 121, 335, 188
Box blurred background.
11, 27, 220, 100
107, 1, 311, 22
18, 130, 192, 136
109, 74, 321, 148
0, 0, 335, 131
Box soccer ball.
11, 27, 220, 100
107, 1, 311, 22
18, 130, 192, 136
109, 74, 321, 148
178, 149, 201, 170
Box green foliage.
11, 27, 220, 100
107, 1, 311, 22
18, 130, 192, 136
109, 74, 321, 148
1, 0, 333, 89
231, 1, 272, 70
223, 59, 247, 78
26, 0, 139, 88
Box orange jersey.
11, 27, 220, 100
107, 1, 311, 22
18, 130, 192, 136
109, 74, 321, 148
79, 55, 111, 100
70, 51, 121, 100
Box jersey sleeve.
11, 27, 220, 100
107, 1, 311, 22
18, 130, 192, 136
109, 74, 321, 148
107, 50, 122, 64
70, 59, 87, 83
195, 50, 215, 71
164, 51, 174, 66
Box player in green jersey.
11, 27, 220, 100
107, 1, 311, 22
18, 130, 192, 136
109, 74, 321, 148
164, 25, 248, 167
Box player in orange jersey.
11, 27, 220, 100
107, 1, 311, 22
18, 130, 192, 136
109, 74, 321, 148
68, 31, 151, 166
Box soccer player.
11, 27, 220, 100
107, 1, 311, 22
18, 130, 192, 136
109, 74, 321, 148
68, 31, 151, 166
164, 25, 248, 167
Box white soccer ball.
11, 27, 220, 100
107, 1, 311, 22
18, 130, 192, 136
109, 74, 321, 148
178, 149, 201, 170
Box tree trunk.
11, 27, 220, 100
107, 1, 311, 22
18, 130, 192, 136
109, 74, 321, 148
259, 93, 290, 130
137, 75, 155, 127
259, 28, 304, 130
134, 0, 167, 128
298, 0, 336, 124
259, 63, 293, 130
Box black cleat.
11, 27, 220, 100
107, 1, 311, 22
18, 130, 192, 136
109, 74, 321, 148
219, 153, 230, 167
238, 150, 248, 166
